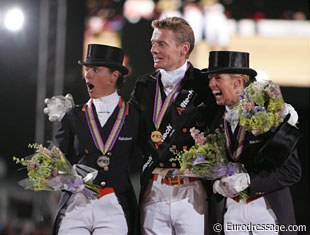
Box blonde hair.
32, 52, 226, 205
231, 74, 251, 86
151, 17, 195, 57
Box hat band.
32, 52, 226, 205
85, 58, 122, 64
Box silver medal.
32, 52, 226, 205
97, 155, 110, 171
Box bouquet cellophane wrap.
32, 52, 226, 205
14, 144, 100, 200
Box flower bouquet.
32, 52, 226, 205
234, 80, 300, 168
170, 128, 244, 180
13, 144, 100, 199
235, 80, 285, 136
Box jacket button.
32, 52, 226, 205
100, 181, 106, 187
159, 163, 164, 167
84, 149, 89, 154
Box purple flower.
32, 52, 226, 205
192, 153, 205, 165
242, 109, 251, 117
225, 162, 245, 176
210, 165, 228, 179
64, 176, 84, 193
240, 93, 248, 100
254, 106, 265, 113
226, 163, 237, 176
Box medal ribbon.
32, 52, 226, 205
153, 75, 184, 130
224, 118, 246, 161
85, 97, 126, 155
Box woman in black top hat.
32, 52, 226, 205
205, 51, 301, 235
52, 44, 139, 235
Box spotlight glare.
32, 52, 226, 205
4, 8, 25, 31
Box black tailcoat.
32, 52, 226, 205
130, 63, 221, 194
207, 112, 302, 235
52, 101, 139, 235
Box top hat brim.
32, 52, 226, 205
204, 67, 257, 77
78, 60, 129, 75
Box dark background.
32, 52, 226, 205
0, 0, 309, 233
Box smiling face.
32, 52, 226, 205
150, 28, 189, 71
84, 66, 119, 99
208, 73, 246, 107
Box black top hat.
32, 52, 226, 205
206, 51, 257, 77
78, 44, 129, 75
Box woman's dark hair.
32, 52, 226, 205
109, 67, 124, 90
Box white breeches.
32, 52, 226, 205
58, 192, 127, 235
141, 177, 207, 235
224, 197, 278, 235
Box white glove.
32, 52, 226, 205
283, 103, 298, 126
213, 173, 250, 198
44, 94, 75, 122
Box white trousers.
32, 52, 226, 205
58, 192, 127, 235
224, 197, 278, 235
141, 177, 207, 235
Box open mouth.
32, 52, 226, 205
214, 91, 222, 97
87, 83, 94, 92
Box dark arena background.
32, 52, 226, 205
0, 0, 309, 234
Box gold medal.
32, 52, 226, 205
151, 130, 163, 143
97, 155, 110, 170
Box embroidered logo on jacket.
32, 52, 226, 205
118, 137, 133, 141
180, 90, 194, 108
249, 139, 263, 144
162, 123, 175, 142
142, 155, 153, 172
177, 90, 194, 115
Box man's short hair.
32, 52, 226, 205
152, 17, 195, 57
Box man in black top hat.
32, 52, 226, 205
205, 51, 301, 235
52, 44, 139, 235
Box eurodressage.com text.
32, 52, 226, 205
212, 222, 307, 233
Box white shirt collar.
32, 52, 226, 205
94, 91, 119, 104
225, 106, 239, 133
160, 61, 188, 94
93, 91, 119, 127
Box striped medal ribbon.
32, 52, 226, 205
224, 118, 247, 161
85, 97, 126, 171
151, 76, 183, 144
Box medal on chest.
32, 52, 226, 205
85, 98, 127, 171
96, 151, 112, 171
151, 130, 163, 144
97, 155, 110, 171
152, 76, 183, 147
